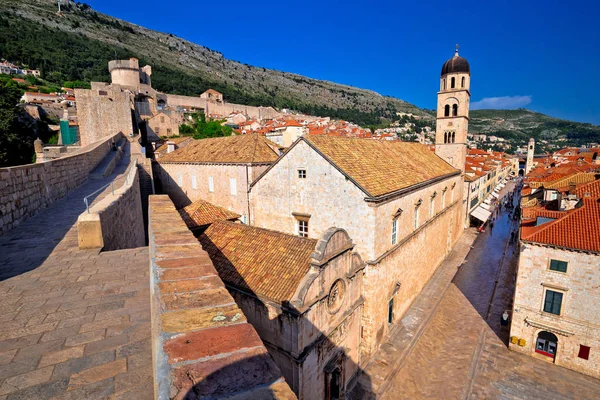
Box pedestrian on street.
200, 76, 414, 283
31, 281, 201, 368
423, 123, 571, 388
490, 221, 494, 234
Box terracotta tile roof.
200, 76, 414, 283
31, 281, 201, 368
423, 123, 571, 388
199, 221, 317, 302
154, 137, 194, 156
303, 136, 459, 198
179, 199, 240, 229
159, 134, 279, 164
541, 172, 597, 190
521, 198, 600, 252
576, 179, 600, 198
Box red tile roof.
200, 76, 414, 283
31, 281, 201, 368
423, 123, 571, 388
522, 198, 600, 252
179, 199, 240, 229
199, 221, 317, 302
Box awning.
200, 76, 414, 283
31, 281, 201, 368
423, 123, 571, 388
471, 206, 492, 223
480, 202, 491, 210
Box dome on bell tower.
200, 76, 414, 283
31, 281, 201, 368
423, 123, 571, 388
441, 46, 470, 76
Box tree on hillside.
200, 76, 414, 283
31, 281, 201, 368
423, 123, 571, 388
0, 79, 36, 167
179, 113, 233, 139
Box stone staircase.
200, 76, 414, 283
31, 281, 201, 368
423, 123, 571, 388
89, 137, 127, 179
137, 160, 154, 244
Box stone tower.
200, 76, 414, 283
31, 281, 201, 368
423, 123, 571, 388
525, 138, 535, 175
435, 46, 470, 173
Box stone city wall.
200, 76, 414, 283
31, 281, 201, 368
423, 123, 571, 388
165, 94, 281, 120
0, 132, 123, 235
77, 162, 145, 251
148, 195, 295, 399
76, 86, 133, 147
510, 244, 600, 378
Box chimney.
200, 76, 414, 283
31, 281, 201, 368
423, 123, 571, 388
569, 182, 577, 194
167, 141, 176, 153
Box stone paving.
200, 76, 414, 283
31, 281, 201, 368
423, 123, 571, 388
0, 150, 152, 400
362, 182, 600, 399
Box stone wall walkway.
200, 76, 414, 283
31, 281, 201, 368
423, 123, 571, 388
0, 146, 152, 400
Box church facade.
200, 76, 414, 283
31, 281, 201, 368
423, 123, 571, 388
249, 49, 471, 359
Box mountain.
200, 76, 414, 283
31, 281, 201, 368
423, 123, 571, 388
0, 0, 428, 126
0, 0, 599, 144
469, 109, 600, 148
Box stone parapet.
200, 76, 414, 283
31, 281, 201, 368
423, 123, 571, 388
148, 195, 296, 400
77, 161, 145, 250
0, 132, 123, 235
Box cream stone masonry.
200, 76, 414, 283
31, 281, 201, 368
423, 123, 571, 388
77, 161, 145, 250
156, 163, 269, 222
526, 138, 535, 175
0, 132, 123, 235
249, 138, 464, 360
76, 86, 134, 147
509, 243, 600, 378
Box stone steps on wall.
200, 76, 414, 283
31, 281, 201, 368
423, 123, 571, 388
137, 160, 154, 245
89, 138, 127, 179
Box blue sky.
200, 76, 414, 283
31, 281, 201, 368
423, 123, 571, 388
86, 0, 600, 124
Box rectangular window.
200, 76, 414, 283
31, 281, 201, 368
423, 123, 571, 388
414, 207, 419, 230
388, 298, 394, 324
429, 198, 434, 218
391, 218, 398, 245
578, 345, 591, 360
549, 259, 568, 273
177, 173, 182, 187
543, 290, 563, 315
191, 175, 197, 190
155, 127, 160, 134
298, 220, 308, 237
167, 128, 172, 136
230, 178, 237, 196
208, 176, 214, 193
298, 169, 306, 179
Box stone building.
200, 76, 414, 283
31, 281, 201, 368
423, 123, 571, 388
200, 89, 224, 103
510, 179, 600, 378
526, 138, 535, 175
199, 221, 365, 399
75, 84, 134, 147
435, 47, 470, 173
249, 135, 464, 359
155, 134, 279, 222
147, 111, 180, 139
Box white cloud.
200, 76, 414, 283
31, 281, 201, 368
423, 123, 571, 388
470, 95, 532, 110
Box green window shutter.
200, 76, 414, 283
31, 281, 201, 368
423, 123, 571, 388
544, 290, 563, 315
549, 259, 568, 273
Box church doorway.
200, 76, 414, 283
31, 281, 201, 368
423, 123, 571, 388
325, 354, 345, 400
327, 367, 341, 400
535, 331, 558, 360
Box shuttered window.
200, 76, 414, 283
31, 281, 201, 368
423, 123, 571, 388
208, 176, 214, 193
549, 259, 568, 273
230, 178, 237, 196
191, 175, 197, 190
543, 290, 563, 315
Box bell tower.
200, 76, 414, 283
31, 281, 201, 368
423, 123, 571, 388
435, 45, 470, 173
525, 138, 535, 175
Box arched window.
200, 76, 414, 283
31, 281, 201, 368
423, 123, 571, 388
452, 104, 458, 116
461, 77, 465, 88
443, 79, 446, 90
443, 132, 447, 143
452, 132, 456, 143
536, 331, 558, 358
451, 77, 455, 88
444, 105, 450, 117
